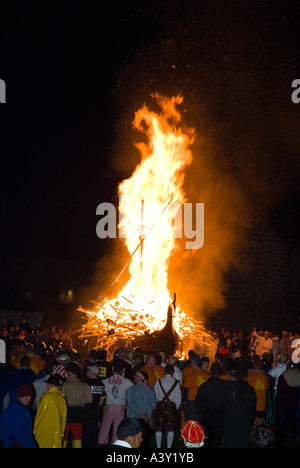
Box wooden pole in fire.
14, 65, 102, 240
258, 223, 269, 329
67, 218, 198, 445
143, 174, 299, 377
139, 199, 144, 273
111, 197, 173, 287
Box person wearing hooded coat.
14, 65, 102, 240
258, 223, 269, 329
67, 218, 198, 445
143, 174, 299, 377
194, 362, 227, 448
276, 360, 300, 447
33, 374, 67, 448
223, 364, 257, 448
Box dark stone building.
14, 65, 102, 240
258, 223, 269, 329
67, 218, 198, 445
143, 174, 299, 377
222, 220, 290, 331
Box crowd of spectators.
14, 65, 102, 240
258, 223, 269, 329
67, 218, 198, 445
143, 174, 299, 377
1, 316, 300, 449
0, 317, 75, 355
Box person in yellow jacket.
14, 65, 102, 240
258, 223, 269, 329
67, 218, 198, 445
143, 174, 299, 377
33, 374, 67, 448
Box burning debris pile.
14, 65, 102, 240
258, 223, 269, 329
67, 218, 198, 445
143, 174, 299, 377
78, 94, 213, 358
78, 295, 212, 358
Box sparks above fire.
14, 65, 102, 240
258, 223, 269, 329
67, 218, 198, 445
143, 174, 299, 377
79, 94, 212, 358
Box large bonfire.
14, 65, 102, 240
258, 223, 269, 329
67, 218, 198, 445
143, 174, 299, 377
78, 94, 212, 358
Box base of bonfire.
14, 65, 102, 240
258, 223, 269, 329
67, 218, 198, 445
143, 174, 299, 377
132, 303, 178, 356
78, 295, 213, 360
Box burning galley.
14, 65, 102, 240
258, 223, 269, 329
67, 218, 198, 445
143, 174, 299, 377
79, 94, 212, 358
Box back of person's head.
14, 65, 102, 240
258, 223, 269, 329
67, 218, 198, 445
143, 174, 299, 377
155, 354, 162, 365
127, 349, 134, 360
236, 359, 249, 380
134, 353, 144, 364
228, 369, 238, 380
137, 369, 148, 381
158, 351, 166, 362
277, 354, 288, 364
210, 362, 221, 377
46, 354, 57, 367
66, 362, 81, 379
43, 363, 54, 376
253, 358, 264, 371
134, 369, 149, 385
116, 418, 143, 441
113, 360, 125, 375
96, 348, 107, 361
20, 355, 30, 368
188, 350, 195, 358
88, 349, 97, 361
118, 347, 127, 359
168, 356, 178, 366
164, 364, 174, 375
221, 356, 233, 373
190, 354, 201, 368
145, 354, 156, 365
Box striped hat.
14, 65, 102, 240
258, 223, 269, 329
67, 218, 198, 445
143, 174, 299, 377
181, 420, 205, 448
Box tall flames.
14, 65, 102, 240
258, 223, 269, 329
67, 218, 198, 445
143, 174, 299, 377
79, 94, 212, 357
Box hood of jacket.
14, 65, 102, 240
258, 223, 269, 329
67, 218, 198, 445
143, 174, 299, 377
283, 368, 300, 387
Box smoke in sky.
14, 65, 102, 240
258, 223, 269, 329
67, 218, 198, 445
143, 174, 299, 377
82, 1, 300, 321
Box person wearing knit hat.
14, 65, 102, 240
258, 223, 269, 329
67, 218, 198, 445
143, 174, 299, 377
0, 383, 37, 448
17, 382, 34, 399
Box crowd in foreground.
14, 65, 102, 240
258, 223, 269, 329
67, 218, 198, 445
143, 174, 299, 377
1, 318, 300, 449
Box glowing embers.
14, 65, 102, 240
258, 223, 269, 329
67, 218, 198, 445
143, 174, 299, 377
79, 94, 210, 357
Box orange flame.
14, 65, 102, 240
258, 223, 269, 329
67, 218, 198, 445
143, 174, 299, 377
79, 94, 212, 356
117, 94, 194, 319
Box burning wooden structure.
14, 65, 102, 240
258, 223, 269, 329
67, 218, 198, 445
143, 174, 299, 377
132, 299, 179, 356
78, 294, 212, 359
78, 94, 213, 358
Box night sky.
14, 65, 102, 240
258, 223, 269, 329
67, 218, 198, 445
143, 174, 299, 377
0, 1, 300, 265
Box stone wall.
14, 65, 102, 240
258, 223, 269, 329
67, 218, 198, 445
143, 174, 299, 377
211, 221, 289, 332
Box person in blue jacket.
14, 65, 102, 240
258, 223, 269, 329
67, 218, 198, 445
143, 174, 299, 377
126, 370, 157, 447
0, 383, 37, 448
